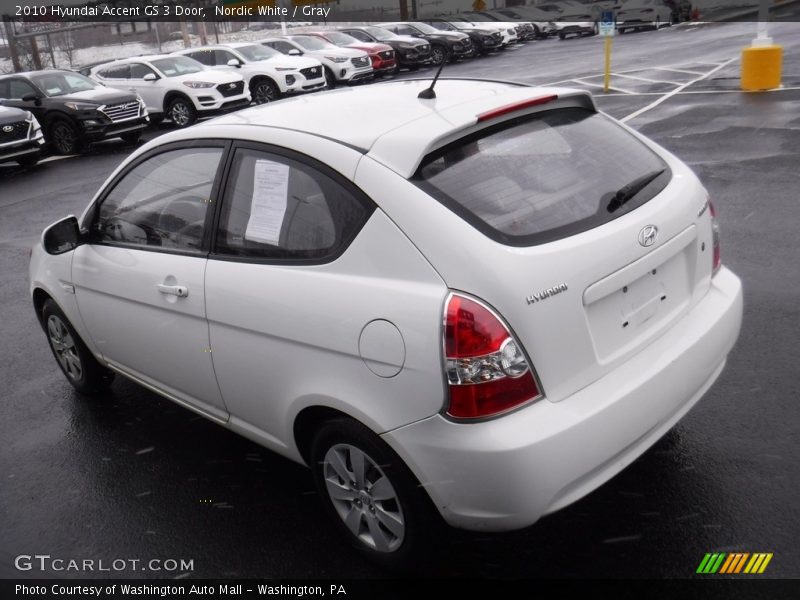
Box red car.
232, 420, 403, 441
305, 31, 398, 76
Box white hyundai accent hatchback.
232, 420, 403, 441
30, 79, 742, 568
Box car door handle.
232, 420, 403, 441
157, 284, 189, 298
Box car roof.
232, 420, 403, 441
171, 79, 595, 177
0, 69, 74, 79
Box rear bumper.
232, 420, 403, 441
383, 267, 743, 531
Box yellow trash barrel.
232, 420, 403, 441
741, 45, 783, 91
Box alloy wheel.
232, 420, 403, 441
171, 101, 191, 127
254, 81, 277, 104
322, 443, 405, 553
52, 122, 77, 154
47, 315, 83, 381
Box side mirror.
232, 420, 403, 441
43, 216, 83, 255
287, 49, 301, 56
227, 58, 241, 67
22, 92, 41, 105
143, 73, 157, 82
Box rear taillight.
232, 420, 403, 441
443, 293, 542, 419
709, 200, 721, 275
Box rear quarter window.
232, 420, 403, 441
413, 108, 671, 246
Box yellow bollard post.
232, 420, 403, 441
741, 44, 783, 90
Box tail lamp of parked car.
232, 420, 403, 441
444, 293, 542, 419
709, 200, 721, 275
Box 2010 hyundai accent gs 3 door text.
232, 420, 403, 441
30, 79, 742, 569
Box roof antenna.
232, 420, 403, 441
418, 48, 450, 100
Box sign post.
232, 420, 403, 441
599, 11, 615, 93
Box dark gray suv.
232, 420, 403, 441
0, 70, 149, 155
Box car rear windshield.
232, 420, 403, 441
413, 107, 670, 247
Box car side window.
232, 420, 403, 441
215, 49, 237, 65
215, 148, 373, 261
100, 64, 130, 79
189, 50, 215, 66
7, 79, 38, 99
395, 25, 414, 35
91, 147, 224, 252
347, 31, 370, 42
269, 41, 293, 54
129, 63, 155, 79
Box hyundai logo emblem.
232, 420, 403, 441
638, 225, 659, 247
2, 125, 13, 133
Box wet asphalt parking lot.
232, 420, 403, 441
1, 21, 798, 580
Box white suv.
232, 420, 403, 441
259, 36, 373, 88
173, 43, 326, 104
89, 55, 250, 128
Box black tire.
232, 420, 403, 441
532, 24, 542, 39
16, 154, 39, 168
120, 131, 142, 144
559, 32, 567, 40
323, 66, 336, 89
166, 96, 197, 128
251, 78, 280, 104
42, 299, 114, 395
593, 23, 599, 35
48, 119, 82, 155
430, 44, 446, 66
310, 418, 443, 572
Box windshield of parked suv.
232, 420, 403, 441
362, 26, 396, 41
291, 36, 334, 51
465, 13, 497, 22
414, 107, 670, 246
321, 31, 360, 45
410, 22, 441, 34
151, 56, 205, 77
236, 44, 280, 61
29, 72, 97, 97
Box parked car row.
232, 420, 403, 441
0, 8, 685, 167
0, 21, 533, 165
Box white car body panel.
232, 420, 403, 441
206, 209, 447, 459
71, 246, 229, 420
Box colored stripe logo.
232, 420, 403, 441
697, 552, 773, 574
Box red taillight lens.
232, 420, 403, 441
444, 294, 542, 419
709, 200, 721, 274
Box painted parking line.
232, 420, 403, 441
572, 78, 638, 95
39, 155, 78, 164
620, 57, 737, 123
651, 66, 706, 76
596, 86, 800, 97
611, 72, 683, 86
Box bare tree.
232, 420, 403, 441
56, 30, 76, 68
